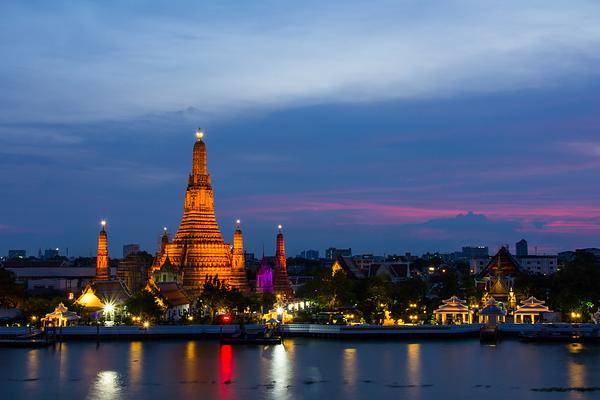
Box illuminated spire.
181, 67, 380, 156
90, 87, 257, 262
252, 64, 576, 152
192, 128, 207, 176
232, 219, 245, 271
276, 224, 286, 271
96, 220, 109, 281
161, 227, 169, 253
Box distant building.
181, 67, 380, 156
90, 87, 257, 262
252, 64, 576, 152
43, 248, 60, 259
2, 259, 116, 292
461, 246, 489, 259
325, 247, 352, 260
516, 239, 528, 257
299, 249, 319, 260
7, 250, 26, 259
469, 257, 491, 275
122, 244, 141, 258
117, 251, 153, 293
516, 255, 558, 275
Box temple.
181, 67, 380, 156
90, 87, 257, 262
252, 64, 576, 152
151, 130, 249, 293
478, 246, 518, 310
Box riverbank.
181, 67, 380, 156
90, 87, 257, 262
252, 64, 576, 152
2, 323, 599, 341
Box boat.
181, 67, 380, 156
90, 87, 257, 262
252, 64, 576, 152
220, 336, 282, 345
220, 325, 282, 345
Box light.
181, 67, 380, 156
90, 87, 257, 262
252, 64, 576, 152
222, 315, 231, 323
143, 321, 150, 328
67, 292, 74, 300
163, 226, 167, 232
428, 267, 435, 272
196, 129, 204, 139
101, 220, 107, 227
278, 224, 282, 230
236, 219, 241, 224
571, 312, 576, 318
276, 307, 284, 315
31, 316, 37, 321
187, 316, 194, 321
104, 304, 114, 314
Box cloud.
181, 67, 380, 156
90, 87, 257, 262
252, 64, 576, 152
1, 1, 600, 123
567, 142, 600, 157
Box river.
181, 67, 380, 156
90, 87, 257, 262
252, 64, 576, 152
1, 338, 599, 399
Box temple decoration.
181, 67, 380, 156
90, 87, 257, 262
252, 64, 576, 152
151, 130, 249, 293
513, 296, 551, 324
434, 296, 474, 324
272, 225, 293, 298
96, 220, 109, 281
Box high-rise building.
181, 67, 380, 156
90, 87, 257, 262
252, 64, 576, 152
461, 246, 489, 259
123, 244, 140, 258
516, 239, 528, 257
151, 130, 248, 293
43, 248, 60, 259
326, 247, 352, 260
7, 250, 26, 259
299, 250, 319, 260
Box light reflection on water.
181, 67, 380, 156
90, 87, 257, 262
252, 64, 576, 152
406, 343, 421, 385
7, 339, 600, 400
87, 370, 124, 400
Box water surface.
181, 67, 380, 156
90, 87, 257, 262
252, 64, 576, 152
1, 339, 599, 399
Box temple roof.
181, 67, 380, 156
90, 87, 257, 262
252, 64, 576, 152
514, 296, 551, 314
331, 256, 365, 278
479, 246, 520, 277
156, 282, 191, 307
434, 296, 473, 313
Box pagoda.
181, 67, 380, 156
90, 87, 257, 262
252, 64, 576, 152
272, 225, 293, 298
152, 130, 249, 293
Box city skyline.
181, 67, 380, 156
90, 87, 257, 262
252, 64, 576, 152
2, 2, 600, 256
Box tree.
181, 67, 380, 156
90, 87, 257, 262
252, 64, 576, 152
125, 291, 164, 321
198, 276, 248, 323
296, 269, 356, 310
550, 251, 600, 320
0, 268, 24, 308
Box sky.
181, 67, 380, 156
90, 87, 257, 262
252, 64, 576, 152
1, 1, 600, 258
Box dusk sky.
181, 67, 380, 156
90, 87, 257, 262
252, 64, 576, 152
1, 1, 600, 258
